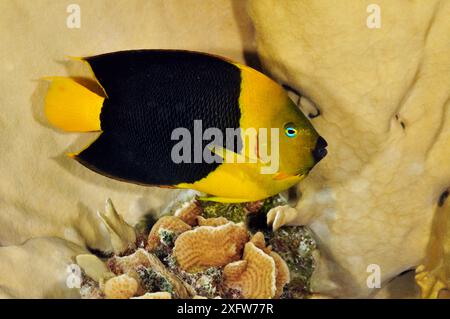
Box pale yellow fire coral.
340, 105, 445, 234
249, 0, 450, 297
76, 254, 113, 282
98, 198, 137, 255
173, 222, 249, 272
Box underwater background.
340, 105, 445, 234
0, 0, 449, 298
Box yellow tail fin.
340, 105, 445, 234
44, 77, 104, 132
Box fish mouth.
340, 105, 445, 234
312, 136, 328, 163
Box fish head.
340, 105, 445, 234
268, 98, 327, 179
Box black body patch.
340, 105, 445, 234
78, 50, 242, 185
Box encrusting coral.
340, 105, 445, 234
104, 274, 139, 299
197, 216, 229, 227
132, 292, 172, 299
146, 216, 191, 252
173, 222, 249, 272
173, 199, 203, 226
223, 233, 290, 298
224, 242, 276, 298
76, 197, 316, 299
249, 231, 266, 250
269, 251, 291, 298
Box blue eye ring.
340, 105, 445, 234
284, 123, 298, 138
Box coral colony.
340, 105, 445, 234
76, 195, 317, 299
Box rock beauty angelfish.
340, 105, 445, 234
44, 50, 327, 203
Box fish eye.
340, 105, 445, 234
284, 123, 298, 138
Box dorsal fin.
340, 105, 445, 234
83, 50, 237, 99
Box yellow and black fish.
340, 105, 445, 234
44, 50, 327, 203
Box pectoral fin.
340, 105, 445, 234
273, 172, 294, 180
207, 144, 265, 165
207, 144, 249, 163
272, 172, 306, 182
